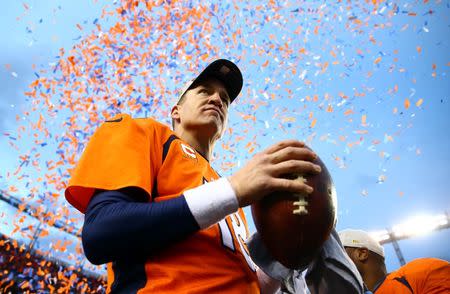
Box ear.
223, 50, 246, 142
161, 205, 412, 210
355, 248, 369, 262
171, 104, 180, 123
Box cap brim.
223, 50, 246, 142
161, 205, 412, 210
181, 59, 243, 104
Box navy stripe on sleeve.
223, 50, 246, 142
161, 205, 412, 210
82, 189, 200, 265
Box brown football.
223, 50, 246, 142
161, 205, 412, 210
251, 152, 338, 269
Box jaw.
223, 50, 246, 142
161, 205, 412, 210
181, 117, 223, 140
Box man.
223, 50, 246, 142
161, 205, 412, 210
339, 229, 450, 293
250, 229, 365, 293
65, 59, 322, 293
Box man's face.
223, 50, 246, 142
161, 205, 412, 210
171, 77, 230, 139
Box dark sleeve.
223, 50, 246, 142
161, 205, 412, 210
82, 189, 200, 265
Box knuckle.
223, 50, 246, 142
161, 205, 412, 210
260, 153, 271, 164
288, 160, 298, 170
283, 178, 294, 189
265, 178, 278, 190
285, 146, 295, 157
254, 153, 266, 164
255, 173, 268, 185
277, 141, 287, 149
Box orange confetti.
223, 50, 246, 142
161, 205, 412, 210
67, 56, 76, 67
310, 118, 317, 128
321, 61, 329, 73
404, 98, 410, 109
354, 130, 368, 134
344, 109, 354, 116
282, 117, 296, 123
200, 53, 209, 61
338, 92, 348, 99
374, 56, 382, 64
39, 229, 49, 238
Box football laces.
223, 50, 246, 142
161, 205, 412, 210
293, 175, 309, 215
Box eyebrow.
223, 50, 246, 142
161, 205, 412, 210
200, 85, 230, 103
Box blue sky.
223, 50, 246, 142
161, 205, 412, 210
1, 0, 449, 275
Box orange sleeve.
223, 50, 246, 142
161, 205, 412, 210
405, 258, 450, 294
65, 114, 161, 213
381, 258, 450, 294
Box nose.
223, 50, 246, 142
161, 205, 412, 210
209, 92, 223, 108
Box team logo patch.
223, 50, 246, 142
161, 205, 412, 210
181, 143, 197, 159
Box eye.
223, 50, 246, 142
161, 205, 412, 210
221, 96, 230, 106
198, 89, 208, 94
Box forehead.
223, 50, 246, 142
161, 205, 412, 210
192, 77, 228, 94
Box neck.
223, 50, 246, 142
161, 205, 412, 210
365, 265, 387, 291
174, 128, 216, 160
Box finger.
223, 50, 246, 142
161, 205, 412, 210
269, 178, 314, 195
269, 146, 317, 164
269, 160, 321, 177
264, 140, 305, 154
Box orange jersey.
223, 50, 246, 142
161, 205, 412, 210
375, 258, 450, 294
65, 114, 259, 293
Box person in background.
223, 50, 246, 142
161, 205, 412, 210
339, 229, 450, 294
250, 229, 366, 293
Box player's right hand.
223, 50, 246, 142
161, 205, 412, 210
228, 140, 322, 207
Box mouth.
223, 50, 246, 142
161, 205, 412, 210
204, 107, 222, 116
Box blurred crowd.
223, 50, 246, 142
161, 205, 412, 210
0, 233, 106, 293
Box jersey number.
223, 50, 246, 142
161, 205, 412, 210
218, 214, 256, 271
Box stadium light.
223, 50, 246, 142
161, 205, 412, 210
368, 212, 450, 266
370, 213, 450, 244
392, 214, 448, 239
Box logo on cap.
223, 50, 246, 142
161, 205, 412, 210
220, 65, 231, 75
